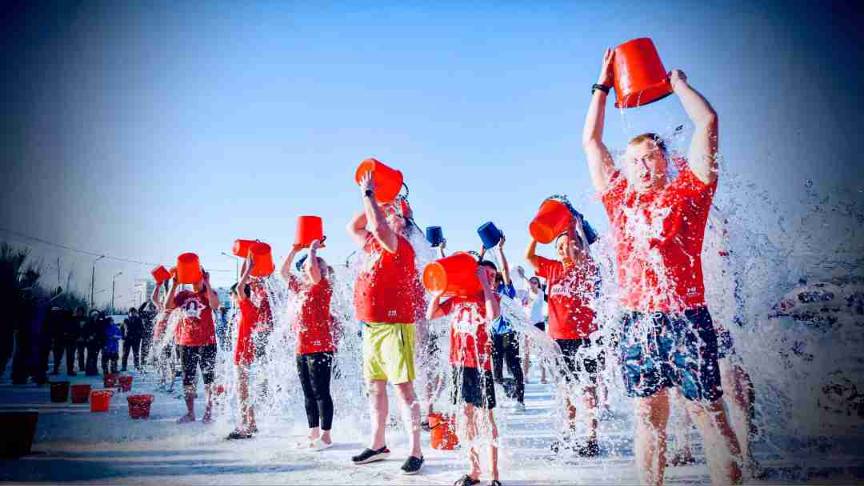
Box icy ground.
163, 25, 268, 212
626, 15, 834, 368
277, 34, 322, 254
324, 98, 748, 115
1, 368, 862, 485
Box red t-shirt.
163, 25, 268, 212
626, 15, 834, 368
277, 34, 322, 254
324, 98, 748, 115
153, 312, 169, 342
173, 289, 217, 346
440, 293, 495, 371
353, 234, 420, 323
235, 299, 257, 366
602, 167, 717, 313
289, 276, 335, 355
252, 292, 273, 334
535, 256, 598, 340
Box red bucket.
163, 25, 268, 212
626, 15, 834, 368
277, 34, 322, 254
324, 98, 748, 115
354, 158, 403, 203
529, 199, 573, 244
118, 375, 133, 393
232, 239, 257, 257
295, 216, 324, 248
176, 252, 203, 284
50, 381, 70, 403
612, 38, 673, 109
151, 265, 171, 284
90, 389, 113, 413
70, 384, 92, 404
249, 242, 275, 277
423, 253, 481, 297
429, 413, 459, 450
127, 394, 154, 420
103, 373, 118, 388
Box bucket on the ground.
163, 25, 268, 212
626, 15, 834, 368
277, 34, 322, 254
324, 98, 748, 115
118, 375, 133, 393
612, 37, 673, 109
49, 381, 70, 403
151, 265, 171, 284
428, 412, 459, 450
127, 394, 154, 420
423, 253, 481, 297
90, 389, 113, 413
529, 199, 573, 244
0, 412, 38, 458
70, 384, 92, 404
477, 222, 502, 250
354, 158, 403, 203
426, 226, 444, 247
295, 216, 324, 248
176, 252, 203, 284
249, 242, 275, 277
103, 373, 118, 388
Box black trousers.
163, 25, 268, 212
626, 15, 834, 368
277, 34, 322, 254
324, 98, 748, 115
122, 337, 142, 371
101, 351, 119, 375
74, 343, 86, 372
296, 352, 334, 430
492, 332, 525, 403
51, 341, 65, 373
85, 343, 101, 375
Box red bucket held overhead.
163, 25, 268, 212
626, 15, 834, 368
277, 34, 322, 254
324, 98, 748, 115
423, 253, 481, 297
90, 389, 113, 413
354, 158, 403, 203
151, 266, 171, 285
176, 252, 203, 284
429, 412, 459, 450
71, 384, 92, 404
529, 199, 573, 244
127, 394, 154, 420
249, 242, 275, 277
295, 216, 324, 248
232, 239, 257, 257
612, 38, 673, 109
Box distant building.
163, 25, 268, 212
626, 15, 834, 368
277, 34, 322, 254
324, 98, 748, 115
133, 279, 156, 308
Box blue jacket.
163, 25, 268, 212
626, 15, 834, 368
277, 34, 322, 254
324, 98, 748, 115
490, 283, 516, 335
103, 321, 122, 354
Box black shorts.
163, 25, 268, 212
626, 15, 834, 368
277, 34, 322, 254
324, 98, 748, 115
556, 338, 598, 385
533, 322, 546, 332
253, 329, 272, 360
180, 344, 217, 386
451, 366, 496, 410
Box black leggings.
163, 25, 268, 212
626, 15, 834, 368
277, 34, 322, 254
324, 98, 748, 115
296, 352, 334, 430
492, 332, 525, 403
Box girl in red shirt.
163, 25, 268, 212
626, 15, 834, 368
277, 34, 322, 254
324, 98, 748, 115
281, 239, 337, 451
227, 258, 260, 440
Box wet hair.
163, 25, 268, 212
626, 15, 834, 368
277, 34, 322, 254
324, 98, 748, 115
628, 132, 668, 154
128, 307, 136, 314
229, 283, 251, 296
529, 276, 541, 286
478, 260, 498, 272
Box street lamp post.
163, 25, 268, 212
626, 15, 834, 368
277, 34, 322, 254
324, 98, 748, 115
220, 252, 240, 282
90, 255, 105, 308
111, 271, 123, 313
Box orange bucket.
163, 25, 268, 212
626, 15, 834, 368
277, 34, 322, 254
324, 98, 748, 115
423, 253, 481, 297
354, 158, 403, 203
249, 242, 275, 277
118, 375, 133, 393
151, 265, 171, 284
429, 413, 459, 450
232, 239, 257, 257
529, 199, 573, 244
103, 373, 118, 388
90, 389, 113, 413
127, 394, 154, 419
295, 216, 324, 248
612, 38, 673, 109
176, 252, 203, 284
70, 384, 91, 404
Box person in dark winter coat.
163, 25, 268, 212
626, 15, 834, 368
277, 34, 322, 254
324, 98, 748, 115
122, 308, 144, 371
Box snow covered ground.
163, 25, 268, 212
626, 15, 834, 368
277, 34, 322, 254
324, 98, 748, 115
2, 367, 863, 485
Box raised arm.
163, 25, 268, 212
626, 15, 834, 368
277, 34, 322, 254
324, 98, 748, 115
437, 238, 447, 259
477, 266, 501, 322
280, 244, 302, 284
426, 291, 447, 321
150, 282, 164, 311
202, 270, 220, 310
236, 258, 253, 301
671, 69, 719, 185
306, 239, 323, 285
582, 48, 618, 193
359, 172, 398, 253
525, 238, 541, 271
164, 278, 180, 311
495, 234, 511, 286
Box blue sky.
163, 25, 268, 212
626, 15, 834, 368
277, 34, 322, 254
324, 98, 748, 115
1, 1, 862, 304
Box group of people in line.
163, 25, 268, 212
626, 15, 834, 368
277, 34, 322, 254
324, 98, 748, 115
10, 49, 755, 486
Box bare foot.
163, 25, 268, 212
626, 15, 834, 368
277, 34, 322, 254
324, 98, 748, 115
177, 413, 195, 424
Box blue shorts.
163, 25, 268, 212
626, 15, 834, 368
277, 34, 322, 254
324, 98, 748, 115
618, 307, 723, 402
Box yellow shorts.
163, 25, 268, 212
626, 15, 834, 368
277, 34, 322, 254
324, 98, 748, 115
362, 322, 415, 384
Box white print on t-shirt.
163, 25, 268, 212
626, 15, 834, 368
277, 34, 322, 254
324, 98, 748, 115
181, 297, 205, 320
622, 204, 670, 245
451, 303, 485, 335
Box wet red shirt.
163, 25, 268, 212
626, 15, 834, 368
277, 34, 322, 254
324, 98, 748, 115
173, 290, 217, 346
289, 276, 335, 355
354, 234, 420, 323
535, 256, 598, 340
153, 312, 169, 342
235, 299, 257, 366
251, 292, 273, 334
441, 293, 496, 371
602, 167, 717, 313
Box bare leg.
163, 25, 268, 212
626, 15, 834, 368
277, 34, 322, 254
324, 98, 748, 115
719, 359, 754, 464
237, 366, 250, 431
487, 409, 500, 481
583, 384, 598, 442
667, 388, 695, 466
367, 380, 388, 449
684, 398, 742, 485
202, 383, 213, 423
523, 335, 531, 383
395, 381, 422, 458
634, 389, 670, 486
464, 404, 481, 481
